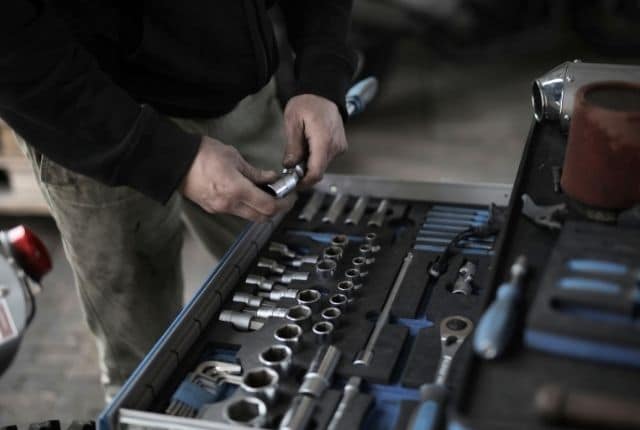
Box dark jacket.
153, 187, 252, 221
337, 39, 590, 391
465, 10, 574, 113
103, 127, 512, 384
0, 0, 355, 202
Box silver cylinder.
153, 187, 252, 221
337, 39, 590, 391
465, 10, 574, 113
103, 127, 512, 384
259, 344, 293, 376
278, 394, 316, 430
336, 280, 354, 298
330, 234, 349, 248
224, 396, 267, 427
285, 305, 312, 331
344, 267, 363, 289
316, 258, 337, 280
299, 345, 342, 398
321, 306, 342, 328
296, 289, 322, 312
266, 164, 304, 198
532, 60, 640, 131
328, 293, 348, 312
274, 323, 303, 352
241, 367, 279, 405
312, 321, 335, 345
323, 246, 343, 261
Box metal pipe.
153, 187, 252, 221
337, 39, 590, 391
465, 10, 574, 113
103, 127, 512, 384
532, 60, 640, 131
299, 345, 342, 397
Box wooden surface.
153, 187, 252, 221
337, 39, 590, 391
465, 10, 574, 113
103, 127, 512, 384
0, 122, 49, 215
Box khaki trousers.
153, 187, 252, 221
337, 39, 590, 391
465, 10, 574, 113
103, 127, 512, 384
17, 81, 284, 399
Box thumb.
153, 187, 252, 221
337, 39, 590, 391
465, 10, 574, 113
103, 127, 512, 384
283, 115, 306, 168
239, 160, 279, 185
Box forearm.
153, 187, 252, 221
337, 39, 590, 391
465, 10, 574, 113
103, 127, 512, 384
0, 1, 199, 202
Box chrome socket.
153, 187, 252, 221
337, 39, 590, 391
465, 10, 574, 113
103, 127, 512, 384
330, 234, 349, 248
223, 396, 267, 427
285, 305, 312, 331
299, 345, 341, 398
344, 267, 363, 289
328, 293, 348, 312
232, 292, 273, 308
296, 289, 322, 312
365, 232, 377, 245
321, 306, 342, 328
336, 280, 354, 298
323, 246, 343, 261
258, 286, 298, 301
258, 257, 286, 274
245, 274, 277, 291
277, 270, 310, 284
219, 310, 265, 331
245, 306, 288, 319
351, 256, 369, 276
241, 367, 279, 405
274, 323, 303, 352
312, 321, 335, 345
268, 241, 297, 259
316, 258, 337, 280
259, 344, 292, 376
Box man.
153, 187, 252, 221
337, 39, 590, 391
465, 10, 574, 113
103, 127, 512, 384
1, 1, 355, 399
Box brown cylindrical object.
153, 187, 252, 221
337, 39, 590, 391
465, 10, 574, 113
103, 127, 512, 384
561, 81, 640, 209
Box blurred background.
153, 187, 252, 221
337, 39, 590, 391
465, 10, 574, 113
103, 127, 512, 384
1, 0, 640, 426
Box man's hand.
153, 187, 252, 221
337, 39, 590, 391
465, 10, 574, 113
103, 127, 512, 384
283, 94, 347, 187
181, 136, 295, 222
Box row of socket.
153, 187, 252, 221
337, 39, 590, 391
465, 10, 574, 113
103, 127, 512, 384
299, 191, 389, 227
215, 232, 381, 428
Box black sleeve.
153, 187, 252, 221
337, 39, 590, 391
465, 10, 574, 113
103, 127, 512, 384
280, 0, 357, 118
0, 1, 201, 203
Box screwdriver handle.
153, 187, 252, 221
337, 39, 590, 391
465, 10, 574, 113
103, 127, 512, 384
406, 384, 447, 430
473, 281, 521, 359
346, 77, 379, 116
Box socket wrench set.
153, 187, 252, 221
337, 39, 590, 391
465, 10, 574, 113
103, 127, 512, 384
98, 175, 511, 430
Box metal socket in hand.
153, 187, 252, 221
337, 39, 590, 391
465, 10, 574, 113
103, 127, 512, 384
223, 396, 267, 427
312, 321, 334, 345
316, 258, 337, 280
259, 344, 292, 376
296, 289, 322, 312
323, 246, 343, 261
265, 164, 304, 198
274, 323, 303, 351
330, 234, 349, 248
241, 367, 279, 405
336, 280, 354, 298
329, 293, 348, 312
285, 305, 312, 331
321, 306, 342, 327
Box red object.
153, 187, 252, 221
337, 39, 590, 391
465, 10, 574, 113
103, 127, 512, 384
7, 225, 52, 281
561, 81, 640, 209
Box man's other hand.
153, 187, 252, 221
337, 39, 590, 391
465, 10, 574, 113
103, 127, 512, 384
283, 94, 347, 187
181, 136, 296, 222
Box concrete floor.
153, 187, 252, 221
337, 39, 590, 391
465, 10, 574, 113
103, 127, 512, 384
0, 34, 607, 426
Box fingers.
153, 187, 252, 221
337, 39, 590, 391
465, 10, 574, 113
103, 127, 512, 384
239, 159, 279, 185
283, 111, 306, 168
229, 201, 270, 223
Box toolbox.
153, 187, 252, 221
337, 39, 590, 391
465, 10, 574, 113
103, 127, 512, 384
100, 69, 640, 429
98, 174, 510, 430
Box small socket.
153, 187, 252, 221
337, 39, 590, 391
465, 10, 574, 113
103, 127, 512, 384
345, 268, 363, 289
329, 293, 348, 312
296, 289, 322, 312
351, 255, 369, 271
285, 305, 312, 331
358, 243, 373, 257
316, 258, 337, 280
321, 306, 342, 327
223, 396, 267, 427
323, 246, 343, 261
259, 344, 292, 375
274, 323, 303, 351
365, 232, 377, 244
312, 321, 334, 345
336, 280, 354, 298
330, 234, 349, 248
241, 367, 279, 405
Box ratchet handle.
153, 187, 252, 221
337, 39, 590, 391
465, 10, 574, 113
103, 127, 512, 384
473, 282, 520, 359
406, 384, 447, 430
346, 77, 379, 116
